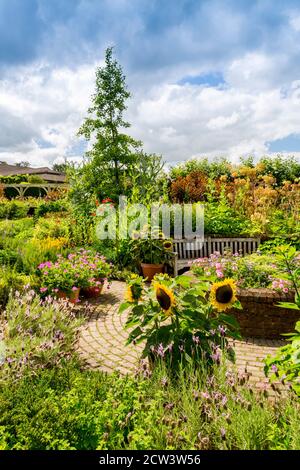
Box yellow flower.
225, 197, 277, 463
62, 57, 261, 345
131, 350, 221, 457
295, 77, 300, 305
210, 279, 237, 312
163, 240, 173, 251
153, 281, 176, 315
125, 284, 143, 303
131, 230, 141, 240
130, 273, 138, 279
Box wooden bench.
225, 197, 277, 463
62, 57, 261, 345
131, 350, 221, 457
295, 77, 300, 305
171, 237, 261, 276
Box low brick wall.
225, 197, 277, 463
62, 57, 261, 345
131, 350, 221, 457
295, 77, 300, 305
230, 288, 299, 339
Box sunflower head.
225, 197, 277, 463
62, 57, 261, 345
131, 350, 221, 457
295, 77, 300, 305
153, 281, 176, 315
131, 230, 141, 240
163, 240, 173, 251
125, 275, 144, 303
210, 279, 237, 312
125, 284, 143, 303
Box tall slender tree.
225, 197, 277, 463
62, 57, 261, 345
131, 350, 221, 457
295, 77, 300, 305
78, 47, 141, 198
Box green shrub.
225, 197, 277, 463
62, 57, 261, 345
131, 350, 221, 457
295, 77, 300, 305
35, 200, 68, 218
204, 203, 249, 236
0, 200, 30, 219
0, 267, 33, 307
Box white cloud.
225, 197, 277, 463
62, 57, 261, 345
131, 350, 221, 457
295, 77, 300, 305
128, 57, 300, 163
0, 61, 97, 166
289, 13, 300, 32
1, 51, 300, 168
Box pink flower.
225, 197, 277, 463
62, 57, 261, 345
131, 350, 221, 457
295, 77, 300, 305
216, 270, 224, 278
40, 287, 47, 293
72, 286, 78, 291
283, 287, 289, 293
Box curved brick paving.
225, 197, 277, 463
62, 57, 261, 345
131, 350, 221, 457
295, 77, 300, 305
77, 281, 144, 374
77, 281, 287, 394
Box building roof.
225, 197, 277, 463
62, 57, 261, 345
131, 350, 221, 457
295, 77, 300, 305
0, 163, 66, 183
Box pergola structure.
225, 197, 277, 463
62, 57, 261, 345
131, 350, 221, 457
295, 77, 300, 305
3, 183, 69, 198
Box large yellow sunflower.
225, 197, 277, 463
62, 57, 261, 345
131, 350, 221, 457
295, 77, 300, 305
125, 284, 142, 303
210, 279, 237, 311
153, 282, 176, 315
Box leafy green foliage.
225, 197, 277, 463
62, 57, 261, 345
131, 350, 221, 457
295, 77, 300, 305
264, 246, 300, 396
120, 274, 240, 370
260, 155, 300, 185
170, 157, 232, 180
204, 202, 248, 236
0, 362, 299, 450
0, 267, 33, 307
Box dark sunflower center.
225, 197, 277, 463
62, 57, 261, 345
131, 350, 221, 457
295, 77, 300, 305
156, 288, 171, 310
215, 285, 233, 304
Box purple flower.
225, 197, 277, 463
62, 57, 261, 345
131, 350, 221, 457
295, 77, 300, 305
161, 377, 168, 387
271, 364, 278, 374
221, 395, 228, 406
218, 325, 227, 336
210, 348, 221, 364
157, 343, 165, 357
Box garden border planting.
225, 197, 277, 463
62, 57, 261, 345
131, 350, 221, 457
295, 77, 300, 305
172, 237, 261, 275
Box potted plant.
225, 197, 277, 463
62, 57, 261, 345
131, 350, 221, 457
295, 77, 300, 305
130, 229, 174, 281
38, 256, 83, 304
77, 250, 112, 299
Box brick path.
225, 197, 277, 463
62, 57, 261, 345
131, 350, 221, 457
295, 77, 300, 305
77, 281, 286, 391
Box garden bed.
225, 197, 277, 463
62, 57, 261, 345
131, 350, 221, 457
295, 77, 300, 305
230, 288, 299, 339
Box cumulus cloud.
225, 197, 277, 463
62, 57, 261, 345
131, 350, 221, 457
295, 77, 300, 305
127, 54, 300, 163
0, 61, 96, 166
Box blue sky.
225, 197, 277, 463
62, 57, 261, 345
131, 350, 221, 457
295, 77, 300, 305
1, 0, 300, 166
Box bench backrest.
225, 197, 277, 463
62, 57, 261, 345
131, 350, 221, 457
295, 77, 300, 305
173, 237, 260, 260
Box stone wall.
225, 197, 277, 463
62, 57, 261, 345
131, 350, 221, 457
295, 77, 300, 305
230, 288, 299, 339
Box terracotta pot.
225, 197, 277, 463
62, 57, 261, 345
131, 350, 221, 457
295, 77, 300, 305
57, 288, 80, 304
141, 263, 164, 281
81, 282, 104, 299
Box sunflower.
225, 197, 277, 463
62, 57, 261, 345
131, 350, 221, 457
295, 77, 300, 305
210, 279, 237, 311
125, 284, 143, 303
163, 240, 173, 251
153, 282, 176, 315
131, 230, 141, 240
